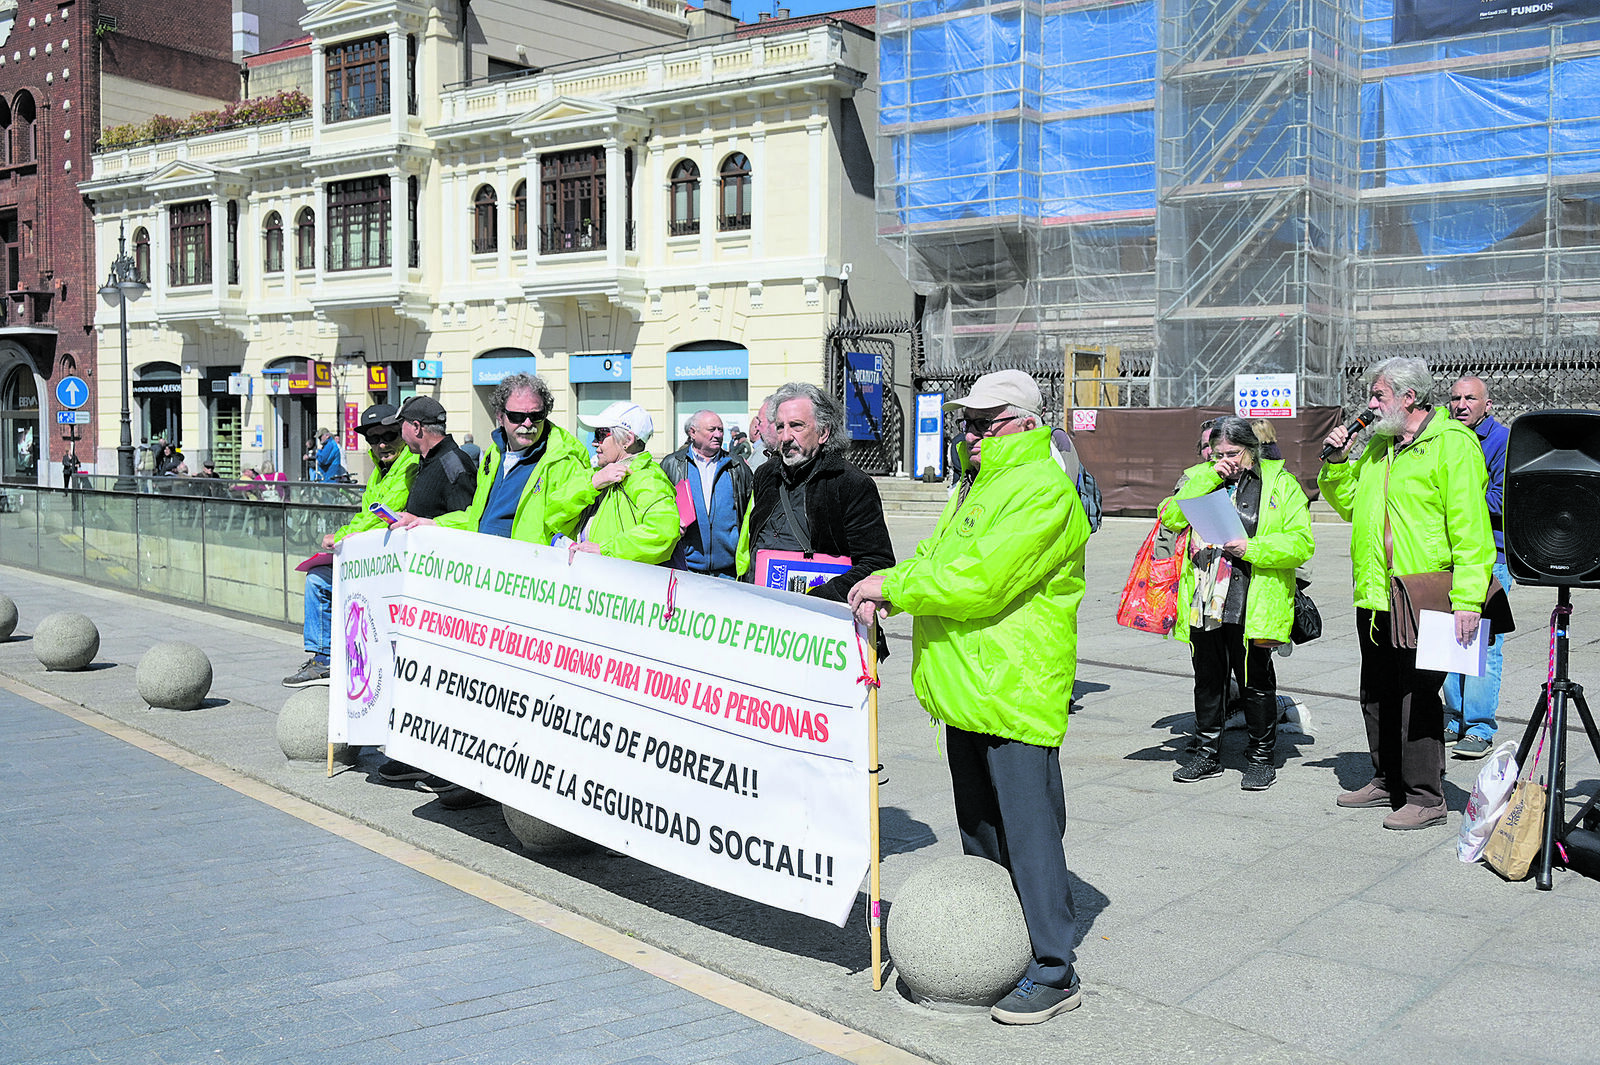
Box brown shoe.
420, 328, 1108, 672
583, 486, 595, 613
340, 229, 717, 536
1336, 781, 1392, 809
1382, 803, 1447, 831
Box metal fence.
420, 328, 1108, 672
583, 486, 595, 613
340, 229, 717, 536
0, 484, 357, 624
1344, 342, 1600, 419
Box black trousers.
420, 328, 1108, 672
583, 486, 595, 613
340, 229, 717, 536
945, 725, 1077, 988
1357, 608, 1446, 808
1190, 623, 1278, 763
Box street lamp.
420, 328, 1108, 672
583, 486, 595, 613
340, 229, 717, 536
99, 224, 147, 491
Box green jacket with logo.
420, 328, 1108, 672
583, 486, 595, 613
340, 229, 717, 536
1157, 458, 1314, 645
331, 447, 418, 544
1317, 411, 1494, 613
579, 451, 681, 564
878, 428, 1090, 747
435, 425, 597, 544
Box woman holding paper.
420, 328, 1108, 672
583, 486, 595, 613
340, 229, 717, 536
1158, 417, 1314, 791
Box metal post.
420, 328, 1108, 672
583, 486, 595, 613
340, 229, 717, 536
99, 224, 147, 492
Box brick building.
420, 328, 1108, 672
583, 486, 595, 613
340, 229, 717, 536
0, 0, 244, 485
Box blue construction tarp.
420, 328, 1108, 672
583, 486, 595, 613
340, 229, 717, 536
1041, 113, 1157, 216
1041, 2, 1157, 112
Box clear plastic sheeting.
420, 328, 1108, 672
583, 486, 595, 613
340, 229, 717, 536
876, 0, 1600, 413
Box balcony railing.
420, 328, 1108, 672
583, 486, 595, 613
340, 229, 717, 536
168, 261, 214, 287
537, 221, 636, 255
2, 289, 55, 328
324, 243, 391, 271
720, 212, 752, 232
323, 94, 391, 123
669, 217, 700, 237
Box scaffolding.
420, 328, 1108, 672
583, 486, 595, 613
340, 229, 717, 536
876, 0, 1600, 412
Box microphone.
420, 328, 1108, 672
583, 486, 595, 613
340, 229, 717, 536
1319, 409, 1377, 461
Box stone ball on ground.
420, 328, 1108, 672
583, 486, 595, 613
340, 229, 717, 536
33, 612, 100, 671
503, 805, 593, 853
136, 641, 214, 711
0, 594, 17, 639
277, 687, 349, 762
887, 854, 1032, 1009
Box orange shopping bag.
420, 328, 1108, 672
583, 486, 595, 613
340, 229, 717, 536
1116, 521, 1185, 635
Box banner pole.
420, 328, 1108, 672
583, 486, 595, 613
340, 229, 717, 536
867, 619, 885, 991
327, 742, 335, 778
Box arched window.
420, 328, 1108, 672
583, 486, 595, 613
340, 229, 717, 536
295, 207, 315, 270
669, 160, 700, 237
512, 180, 527, 251
133, 227, 151, 285
11, 92, 35, 165
0, 98, 11, 167
263, 212, 284, 273
472, 185, 498, 254
719, 152, 751, 232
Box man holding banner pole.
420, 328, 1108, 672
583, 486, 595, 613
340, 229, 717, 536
849, 369, 1090, 1025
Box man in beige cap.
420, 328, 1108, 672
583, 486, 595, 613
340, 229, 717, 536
850, 368, 1090, 1025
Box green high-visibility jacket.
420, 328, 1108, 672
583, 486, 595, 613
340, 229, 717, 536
331, 447, 418, 544
878, 428, 1089, 747
1317, 411, 1494, 613
1157, 458, 1314, 645
436, 425, 597, 545
578, 451, 681, 564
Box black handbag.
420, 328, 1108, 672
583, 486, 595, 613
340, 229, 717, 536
1290, 579, 1322, 645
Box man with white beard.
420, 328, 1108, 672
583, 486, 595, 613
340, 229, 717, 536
1317, 357, 1496, 831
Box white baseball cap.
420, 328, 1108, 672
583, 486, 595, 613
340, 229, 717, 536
943, 369, 1043, 416
578, 401, 654, 445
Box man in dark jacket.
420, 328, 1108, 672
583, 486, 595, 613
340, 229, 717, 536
736, 381, 893, 604
395, 396, 477, 519
660, 409, 753, 578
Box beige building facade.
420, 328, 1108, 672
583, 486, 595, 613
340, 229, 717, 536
81, 0, 903, 479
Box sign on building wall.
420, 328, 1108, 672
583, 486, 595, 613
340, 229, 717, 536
344, 402, 360, 450
413, 358, 444, 381
570, 354, 632, 383
844, 351, 883, 441
312, 360, 333, 389
1234, 373, 1297, 419
666, 348, 748, 381
471, 356, 539, 387
1392, 0, 1600, 42
367, 365, 391, 392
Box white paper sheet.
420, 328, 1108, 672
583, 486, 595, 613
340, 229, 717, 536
1415, 609, 1490, 676
1177, 489, 1247, 546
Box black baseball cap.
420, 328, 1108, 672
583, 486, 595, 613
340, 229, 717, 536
399, 395, 447, 427
357, 403, 400, 436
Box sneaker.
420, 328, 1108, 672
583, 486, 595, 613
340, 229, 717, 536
1453, 735, 1493, 759
377, 759, 428, 782
1241, 764, 1277, 791
436, 785, 495, 811
1443, 724, 1461, 744
1382, 803, 1447, 831
413, 775, 455, 793
1173, 753, 1222, 783
1336, 780, 1392, 809
281, 657, 330, 688
991, 976, 1082, 1025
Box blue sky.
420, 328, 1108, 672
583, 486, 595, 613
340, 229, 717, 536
730, 1, 862, 19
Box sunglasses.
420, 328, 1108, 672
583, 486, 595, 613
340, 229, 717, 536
364, 428, 401, 444
592, 427, 611, 444
962, 414, 1021, 436
502, 407, 548, 426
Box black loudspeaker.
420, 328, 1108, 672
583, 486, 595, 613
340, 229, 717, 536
1505, 409, 1600, 587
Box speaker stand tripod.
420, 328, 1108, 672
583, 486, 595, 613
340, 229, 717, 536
1514, 586, 1600, 889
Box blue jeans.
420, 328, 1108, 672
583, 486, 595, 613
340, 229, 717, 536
1443, 560, 1511, 741
303, 564, 332, 664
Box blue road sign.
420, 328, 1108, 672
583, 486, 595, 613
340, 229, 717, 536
55, 411, 90, 425
55, 376, 89, 409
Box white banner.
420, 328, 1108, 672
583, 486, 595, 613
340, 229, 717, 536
332, 526, 872, 926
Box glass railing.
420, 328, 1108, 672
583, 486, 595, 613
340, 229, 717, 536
0, 483, 358, 624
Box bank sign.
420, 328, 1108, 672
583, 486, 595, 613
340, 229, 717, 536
1392, 0, 1599, 41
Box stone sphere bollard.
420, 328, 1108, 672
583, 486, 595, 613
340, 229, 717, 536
135, 642, 214, 711
276, 687, 349, 763
34, 612, 100, 671
887, 855, 1032, 1009
503, 805, 593, 854
0, 594, 17, 639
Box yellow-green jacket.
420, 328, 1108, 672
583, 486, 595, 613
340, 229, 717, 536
1317, 411, 1494, 613
436, 425, 596, 544
878, 428, 1089, 747
579, 451, 681, 564
1157, 458, 1314, 645
332, 447, 418, 543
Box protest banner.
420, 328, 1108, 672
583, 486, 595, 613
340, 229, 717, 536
333, 525, 872, 926
329, 528, 409, 746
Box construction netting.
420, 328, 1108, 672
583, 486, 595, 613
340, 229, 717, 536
875, 0, 1600, 412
